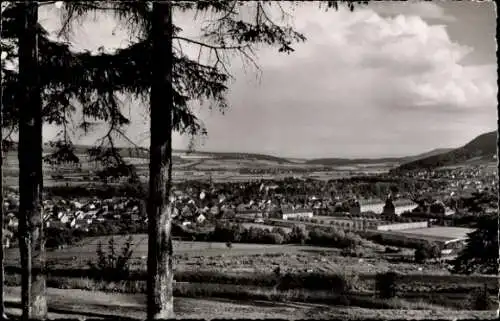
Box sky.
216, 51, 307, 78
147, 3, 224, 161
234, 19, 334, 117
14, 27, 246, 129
37, 1, 497, 159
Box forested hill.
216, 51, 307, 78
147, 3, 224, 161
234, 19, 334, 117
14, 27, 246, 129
395, 131, 497, 171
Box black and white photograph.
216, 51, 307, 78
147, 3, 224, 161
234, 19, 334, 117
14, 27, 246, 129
0, 0, 498, 320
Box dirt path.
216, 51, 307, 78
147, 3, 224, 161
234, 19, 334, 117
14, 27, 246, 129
4, 287, 497, 320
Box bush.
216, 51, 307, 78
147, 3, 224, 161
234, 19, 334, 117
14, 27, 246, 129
271, 227, 287, 237
45, 227, 85, 249
88, 236, 134, 281
269, 232, 284, 244
306, 227, 362, 249
470, 284, 494, 310
366, 233, 432, 249
415, 242, 441, 263
375, 271, 397, 299
289, 225, 307, 244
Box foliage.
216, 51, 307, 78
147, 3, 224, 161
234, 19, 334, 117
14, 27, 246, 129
45, 227, 85, 249
86, 220, 148, 237
469, 284, 494, 310
375, 271, 398, 299
289, 225, 307, 244
451, 215, 498, 275
306, 227, 362, 249
88, 235, 134, 281
366, 233, 434, 250
414, 242, 441, 263
397, 131, 497, 171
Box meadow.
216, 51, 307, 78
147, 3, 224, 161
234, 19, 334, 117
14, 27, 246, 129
4, 233, 497, 315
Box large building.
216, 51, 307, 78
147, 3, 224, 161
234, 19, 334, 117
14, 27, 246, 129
268, 208, 314, 220
346, 199, 383, 215
281, 209, 313, 220
354, 198, 417, 215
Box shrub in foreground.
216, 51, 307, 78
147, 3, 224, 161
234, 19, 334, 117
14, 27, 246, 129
469, 284, 495, 310
414, 242, 441, 263
88, 236, 134, 281
375, 271, 398, 299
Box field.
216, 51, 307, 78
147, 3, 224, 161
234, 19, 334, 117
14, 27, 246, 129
379, 227, 474, 243
4, 233, 497, 318
2, 148, 397, 187
3, 234, 487, 279
398, 227, 474, 240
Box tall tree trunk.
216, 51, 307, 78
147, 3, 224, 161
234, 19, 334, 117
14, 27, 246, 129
0, 55, 5, 320
147, 1, 174, 319
17, 2, 47, 319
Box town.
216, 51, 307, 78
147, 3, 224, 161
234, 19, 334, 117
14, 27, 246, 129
3, 162, 496, 259
1, 1, 497, 320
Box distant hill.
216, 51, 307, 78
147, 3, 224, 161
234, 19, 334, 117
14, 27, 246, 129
305, 157, 402, 166
402, 148, 455, 163
5, 142, 461, 167
304, 148, 454, 166
8, 144, 292, 164
395, 131, 497, 171
175, 150, 293, 164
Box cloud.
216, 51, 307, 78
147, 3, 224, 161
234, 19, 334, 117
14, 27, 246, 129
37, 3, 496, 158
187, 5, 496, 158
371, 1, 457, 22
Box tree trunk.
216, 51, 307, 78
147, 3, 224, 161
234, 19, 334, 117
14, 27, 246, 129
17, 2, 47, 319
0, 54, 5, 320
147, 1, 174, 319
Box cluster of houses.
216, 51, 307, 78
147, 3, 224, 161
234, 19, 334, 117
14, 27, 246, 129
2, 193, 144, 246
2, 164, 495, 249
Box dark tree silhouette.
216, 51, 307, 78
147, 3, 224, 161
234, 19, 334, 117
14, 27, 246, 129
451, 215, 498, 275
0, 32, 5, 321
16, 2, 47, 319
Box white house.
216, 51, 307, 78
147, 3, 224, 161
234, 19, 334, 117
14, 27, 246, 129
281, 209, 313, 220
196, 214, 206, 224
359, 199, 385, 214
3, 229, 13, 248
60, 214, 70, 224
393, 199, 418, 215
75, 211, 85, 220
73, 201, 83, 209
6, 214, 18, 229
